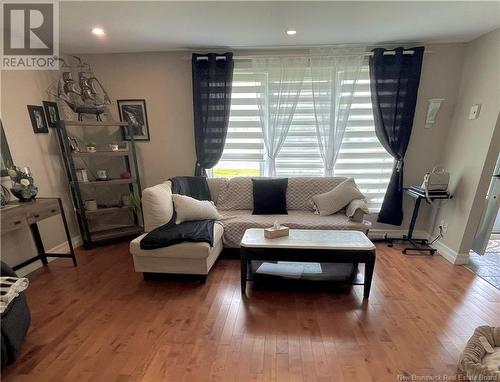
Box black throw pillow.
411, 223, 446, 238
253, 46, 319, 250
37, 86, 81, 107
252, 178, 288, 215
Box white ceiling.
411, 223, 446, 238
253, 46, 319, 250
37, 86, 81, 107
60, 1, 500, 54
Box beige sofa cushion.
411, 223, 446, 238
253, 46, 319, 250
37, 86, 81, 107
219, 210, 369, 248
216, 176, 349, 211
132, 244, 222, 275
217, 177, 254, 210
130, 222, 224, 259
206, 178, 228, 205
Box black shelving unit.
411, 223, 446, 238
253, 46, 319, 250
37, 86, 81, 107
55, 120, 143, 247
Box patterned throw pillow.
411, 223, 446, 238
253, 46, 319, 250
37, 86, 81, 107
311, 178, 365, 216
287, 177, 347, 210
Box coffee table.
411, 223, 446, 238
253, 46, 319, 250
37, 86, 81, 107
240, 229, 376, 299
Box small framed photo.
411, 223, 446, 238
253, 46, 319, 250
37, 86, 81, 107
117, 99, 150, 141
43, 101, 60, 128
27, 105, 49, 134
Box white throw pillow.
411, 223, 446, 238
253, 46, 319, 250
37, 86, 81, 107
142, 182, 174, 232
311, 178, 365, 216
172, 194, 221, 224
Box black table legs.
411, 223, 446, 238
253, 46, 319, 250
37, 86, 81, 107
58, 198, 77, 267
386, 196, 436, 255
363, 256, 375, 299
30, 223, 49, 266
240, 251, 247, 294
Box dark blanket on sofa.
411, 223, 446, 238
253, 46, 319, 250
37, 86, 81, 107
140, 219, 215, 250
140, 176, 215, 250
170, 176, 212, 201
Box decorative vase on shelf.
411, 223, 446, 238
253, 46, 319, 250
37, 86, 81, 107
86, 142, 97, 153
8, 166, 38, 202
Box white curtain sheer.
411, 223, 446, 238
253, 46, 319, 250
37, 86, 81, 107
253, 57, 307, 176
310, 48, 366, 176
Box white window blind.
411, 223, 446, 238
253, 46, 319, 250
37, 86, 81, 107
214, 66, 393, 212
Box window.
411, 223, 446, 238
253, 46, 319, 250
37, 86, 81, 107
213, 65, 393, 212
212, 72, 264, 178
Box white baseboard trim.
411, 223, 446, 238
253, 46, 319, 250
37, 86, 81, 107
369, 229, 469, 265
49, 235, 83, 254
368, 229, 430, 241
15, 235, 82, 277
431, 240, 469, 265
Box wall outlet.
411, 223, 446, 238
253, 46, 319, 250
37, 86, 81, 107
442, 223, 448, 234
468, 104, 481, 120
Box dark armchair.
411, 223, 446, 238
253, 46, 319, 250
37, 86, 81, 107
1, 261, 31, 369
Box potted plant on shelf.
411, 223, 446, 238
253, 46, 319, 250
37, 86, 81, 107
8, 166, 38, 202
122, 192, 141, 213
85, 141, 97, 153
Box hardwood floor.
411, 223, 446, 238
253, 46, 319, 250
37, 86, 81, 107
3, 242, 499, 382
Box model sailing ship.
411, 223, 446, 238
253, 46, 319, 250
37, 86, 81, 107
47, 56, 112, 121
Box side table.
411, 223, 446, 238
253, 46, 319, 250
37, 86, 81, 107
1, 197, 77, 271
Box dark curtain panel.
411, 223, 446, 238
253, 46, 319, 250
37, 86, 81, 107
192, 52, 234, 176
369, 46, 424, 225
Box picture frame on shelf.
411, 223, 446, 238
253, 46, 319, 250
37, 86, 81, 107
27, 105, 49, 134
117, 99, 150, 141
42, 101, 60, 128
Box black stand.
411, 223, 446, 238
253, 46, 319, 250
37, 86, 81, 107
385, 187, 451, 255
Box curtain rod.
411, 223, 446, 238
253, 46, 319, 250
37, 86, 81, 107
190, 50, 431, 60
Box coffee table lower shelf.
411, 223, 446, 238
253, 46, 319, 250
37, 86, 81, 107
240, 247, 376, 299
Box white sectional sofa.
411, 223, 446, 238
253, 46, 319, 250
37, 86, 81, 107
130, 177, 371, 278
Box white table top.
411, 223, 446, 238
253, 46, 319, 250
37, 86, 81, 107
240, 229, 376, 250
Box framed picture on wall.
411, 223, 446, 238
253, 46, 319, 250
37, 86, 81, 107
117, 99, 150, 141
42, 101, 60, 128
27, 105, 49, 134
1, 120, 14, 177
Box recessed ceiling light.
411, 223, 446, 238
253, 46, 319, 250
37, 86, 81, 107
286, 30, 297, 36
92, 27, 105, 36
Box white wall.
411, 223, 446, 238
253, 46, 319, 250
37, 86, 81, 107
430, 29, 500, 263
366, 43, 465, 235
0, 69, 81, 276
81, 51, 196, 188
81, 44, 466, 236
